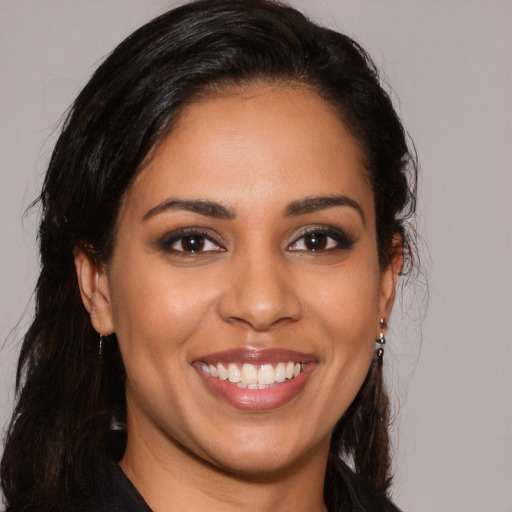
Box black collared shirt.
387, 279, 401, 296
79, 458, 402, 512
81, 461, 152, 512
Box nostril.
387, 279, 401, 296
218, 289, 302, 331
227, 314, 297, 332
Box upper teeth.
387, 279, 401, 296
200, 361, 304, 388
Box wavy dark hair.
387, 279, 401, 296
1, 1, 417, 510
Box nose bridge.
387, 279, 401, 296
218, 244, 301, 330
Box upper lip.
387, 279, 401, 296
193, 348, 316, 365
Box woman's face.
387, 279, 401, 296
80, 84, 397, 478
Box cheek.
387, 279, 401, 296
308, 261, 380, 337
106, 255, 216, 426
301, 254, 380, 387
107, 252, 217, 363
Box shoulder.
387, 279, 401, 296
354, 484, 402, 512
351, 473, 402, 512
325, 456, 403, 512
80, 460, 152, 512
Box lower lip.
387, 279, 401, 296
195, 364, 314, 411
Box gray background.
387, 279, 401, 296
1, 1, 511, 511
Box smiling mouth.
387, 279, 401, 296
197, 361, 306, 389
193, 348, 314, 410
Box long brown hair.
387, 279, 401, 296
1, 1, 417, 510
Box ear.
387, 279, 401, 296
74, 246, 115, 335
378, 234, 403, 327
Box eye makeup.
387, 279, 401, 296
156, 227, 226, 255
288, 225, 356, 253
154, 222, 356, 259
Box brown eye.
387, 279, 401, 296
288, 227, 355, 253
159, 229, 225, 254
179, 235, 205, 252
303, 232, 328, 251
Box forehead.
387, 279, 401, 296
125, 85, 373, 217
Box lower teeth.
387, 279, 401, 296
236, 383, 272, 389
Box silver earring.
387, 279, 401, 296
99, 335, 104, 357
376, 317, 386, 360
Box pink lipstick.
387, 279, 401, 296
192, 348, 316, 411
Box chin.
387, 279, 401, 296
196, 424, 330, 480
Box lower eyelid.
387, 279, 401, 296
157, 227, 354, 254
288, 229, 355, 251
171, 236, 223, 252
157, 229, 225, 253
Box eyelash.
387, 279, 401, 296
158, 228, 226, 255
157, 226, 355, 255
288, 226, 355, 253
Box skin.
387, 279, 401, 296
75, 84, 401, 512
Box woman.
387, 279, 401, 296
1, 0, 417, 510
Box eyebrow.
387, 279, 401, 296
142, 194, 365, 224
284, 195, 365, 224
143, 198, 235, 221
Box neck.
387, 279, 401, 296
120, 428, 329, 512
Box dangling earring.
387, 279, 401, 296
376, 317, 386, 360
99, 334, 104, 357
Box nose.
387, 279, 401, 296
218, 252, 302, 331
